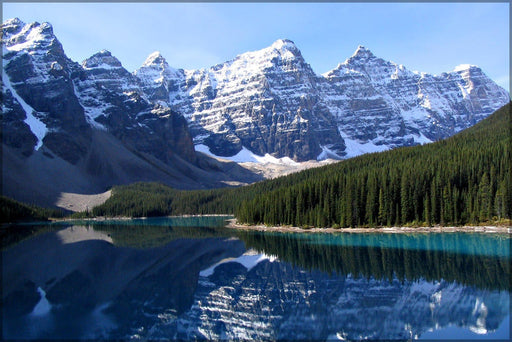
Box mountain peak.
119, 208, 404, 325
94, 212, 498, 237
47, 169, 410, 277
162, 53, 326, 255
453, 64, 480, 72
142, 51, 167, 67
271, 39, 297, 49
1, 18, 26, 39
262, 38, 304, 62
82, 50, 123, 70
2, 18, 60, 53
352, 45, 375, 59
2, 17, 25, 28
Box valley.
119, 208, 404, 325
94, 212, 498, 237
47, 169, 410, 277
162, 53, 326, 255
1, 6, 510, 341
1, 18, 510, 213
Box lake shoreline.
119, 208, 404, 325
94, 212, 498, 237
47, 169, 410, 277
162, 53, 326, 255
226, 219, 512, 234
45, 216, 512, 234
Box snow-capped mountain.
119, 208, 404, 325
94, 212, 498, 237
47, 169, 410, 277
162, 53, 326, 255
136, 39, 344, 160
1, 18, 261, 208
2, 17, 510, 195
2, 18, 196, 165
321, 46, 510, 156
136, 39, 346, 160
73, 49, 198, 164
136, 41, 509, 161
2, 18, 91, 164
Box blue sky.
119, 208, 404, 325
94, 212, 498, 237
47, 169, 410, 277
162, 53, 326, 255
2, 2, 510, 91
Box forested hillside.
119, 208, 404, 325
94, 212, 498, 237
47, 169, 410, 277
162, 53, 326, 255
237, 102, 511, 227
0, 196, 65, 223
92, 102, 511, 227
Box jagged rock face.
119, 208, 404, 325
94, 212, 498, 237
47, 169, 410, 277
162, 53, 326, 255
73, 50, 197, 164
3, 18, 510, 165
136, 40, 345, 160
2, 18, 91, 164
2, 21, 263, 209
136, 42, 509, 161
322, 46, 511, 149
134, 51, 184, 104
1, 89, 38, 157
2, 18, 197, 166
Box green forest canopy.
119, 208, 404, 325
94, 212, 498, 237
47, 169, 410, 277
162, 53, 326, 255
90, 102, 511, 227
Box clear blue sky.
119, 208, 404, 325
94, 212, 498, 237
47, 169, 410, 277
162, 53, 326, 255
2, 2, 510, 91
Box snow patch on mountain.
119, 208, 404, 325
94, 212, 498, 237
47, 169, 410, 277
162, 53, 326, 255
453, 64, 477, 72
2, 69, 47, 149
317, 145, 342, 161
2, 19, 54, 53
340, 134, 390, 159
3, 18, 509, 164
196, 144, 299, 165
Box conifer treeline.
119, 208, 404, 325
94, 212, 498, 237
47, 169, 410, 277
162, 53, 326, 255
92, 103, 511, 227
236, 103, 511, 227
0, 196, 65, 223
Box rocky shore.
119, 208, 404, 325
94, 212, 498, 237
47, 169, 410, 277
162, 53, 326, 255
226, 219, 512, 234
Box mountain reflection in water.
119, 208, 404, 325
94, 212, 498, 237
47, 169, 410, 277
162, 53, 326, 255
1, 219, 510, 340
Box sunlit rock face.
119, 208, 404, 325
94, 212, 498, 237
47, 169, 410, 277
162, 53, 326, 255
136, 40, 344, 161
321, 47, 510, 155
3, 17, 509, 164
136, 42, 509, 161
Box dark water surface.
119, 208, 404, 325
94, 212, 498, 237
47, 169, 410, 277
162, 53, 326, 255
2, 217, 510, 340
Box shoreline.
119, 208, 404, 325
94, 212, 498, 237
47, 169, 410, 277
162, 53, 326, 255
39, 216, 512, 235
226, 219, 512, 234
54, 214, 233, 221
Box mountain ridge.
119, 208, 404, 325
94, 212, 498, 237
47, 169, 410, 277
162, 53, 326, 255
134, 36, 509, 161
1, 18, 262, 209
3, 18, 509, 163
1, 18, 510, 209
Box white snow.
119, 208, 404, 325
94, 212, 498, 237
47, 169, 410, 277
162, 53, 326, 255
195, 144, 298, 165
317, 145, 342, 161
71, 81, 107, 130
82, 63, 122, 71
339, 129, 390, 159
51, 61, 63, 71
30, 287, 51, 316
413, 132, 432, 145
142, 51, 163, 67
3, 23, 49, 52
2, 69, 48, 149
402, 107, 429, 122
199, 250, 277, 277
453, 64, 475, 72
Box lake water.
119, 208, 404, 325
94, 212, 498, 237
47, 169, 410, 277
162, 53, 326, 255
2, 217, 510, 340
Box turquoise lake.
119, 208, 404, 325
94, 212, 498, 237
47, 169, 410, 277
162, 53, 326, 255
1, 217, 510, 340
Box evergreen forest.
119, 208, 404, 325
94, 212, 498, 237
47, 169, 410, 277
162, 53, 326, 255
0, 196, 65, 223
83, 103, 512, 227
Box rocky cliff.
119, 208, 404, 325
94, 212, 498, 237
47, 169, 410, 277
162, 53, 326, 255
136, 41, 509, 161
1, 18, 261, 208
2, 18, 510, 207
